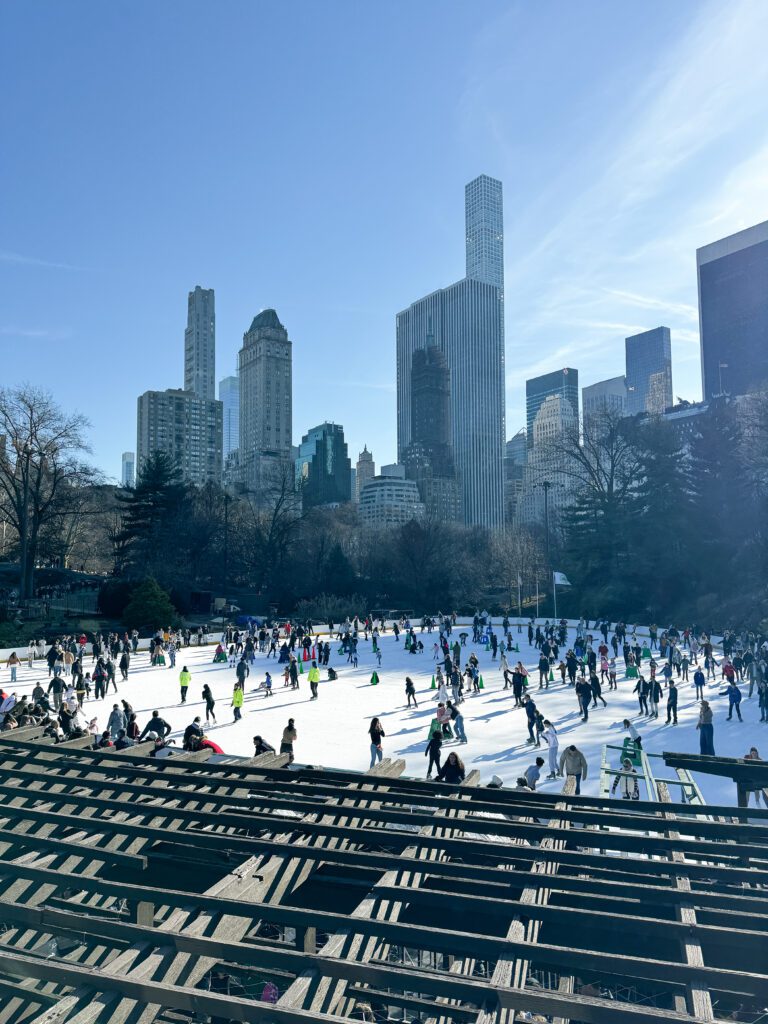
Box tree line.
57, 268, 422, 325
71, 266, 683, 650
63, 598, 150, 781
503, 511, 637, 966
0, 384, 765, 629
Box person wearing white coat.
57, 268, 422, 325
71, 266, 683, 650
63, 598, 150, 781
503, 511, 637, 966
542, 720, 559, 779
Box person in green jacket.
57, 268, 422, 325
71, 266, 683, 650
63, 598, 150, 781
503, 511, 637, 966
179, 667, 191, 704
231, 683, 244, 721
308, 661, 320, 700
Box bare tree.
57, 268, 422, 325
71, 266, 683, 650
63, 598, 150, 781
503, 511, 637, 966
240, 461, 305, 595
0, 386, 91, 598
549, 406, 640, 515
38, 471, 106, 570
491, 528, 546, 613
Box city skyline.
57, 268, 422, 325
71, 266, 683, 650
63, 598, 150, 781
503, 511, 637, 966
2, 1, 768, 481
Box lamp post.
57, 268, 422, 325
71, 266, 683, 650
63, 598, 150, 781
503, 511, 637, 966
223, 491, 230, 591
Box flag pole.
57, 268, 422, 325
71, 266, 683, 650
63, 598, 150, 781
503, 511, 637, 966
553, 571, 557, 621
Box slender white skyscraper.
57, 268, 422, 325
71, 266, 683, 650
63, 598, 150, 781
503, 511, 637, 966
397, 176, 506, 528
184, 286, 216, 401
465, 174, 504, 291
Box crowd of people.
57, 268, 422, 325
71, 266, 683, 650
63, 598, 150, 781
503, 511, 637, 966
0, 613, 766, 802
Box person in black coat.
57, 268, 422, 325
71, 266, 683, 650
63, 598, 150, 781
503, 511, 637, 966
576, 678, 592, 721
538, 655, 549, 689
425, 731, 442, 778
183, 717, 204, 750
140, 710, 172, 740
436, 752, 465, 785
119, 650, 130, 681
666, 681, 678, 724
253, 735, 275, 756
523, 695, 539, 745
633, 676, 650, 716
589, 672, 607, 708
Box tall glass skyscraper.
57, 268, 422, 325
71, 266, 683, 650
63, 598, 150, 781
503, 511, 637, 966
184, 286, 215, 401
525, 369, 578, 445
295, 422, 351, 508
218, 374, 240, 460
465, 174, 504, 291
625, 327, 672, 415
582, 375, 626, 422
697, 219, 768, 400
396, 176, 506, 529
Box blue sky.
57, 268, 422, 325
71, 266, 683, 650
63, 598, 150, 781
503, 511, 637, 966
2, 0, 767, 480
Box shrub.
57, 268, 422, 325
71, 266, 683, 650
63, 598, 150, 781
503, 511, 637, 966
122, 577, 177, 632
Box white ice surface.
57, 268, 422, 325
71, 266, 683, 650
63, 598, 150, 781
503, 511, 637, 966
5, 626, 760, 806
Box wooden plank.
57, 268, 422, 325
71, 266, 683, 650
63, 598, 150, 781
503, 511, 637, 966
2, 791, 767, 893
2, 895, 759, 1000
657, 781, 715, 1022
2, 748, 767, 835
110, 759, 408, 1024
3, 777, 766, 864
479, 775, 577, 1024
0, 826, 146, 869
4, 737, 768, 823
0, 946, 707, 1024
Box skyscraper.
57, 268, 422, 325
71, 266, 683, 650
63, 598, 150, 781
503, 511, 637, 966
582, 375, 627, 422
355, 446, 375, 503
219, 374, 240, 460
121, 451, 135, 488
525, 369, 578, 444
184, 286, 215, 401
465, 174, 504, 291
697, 219, 768, 400
518, 394, 577, 529
503, 429, 526, 524
410, 347, 454, 470
238, 309, 292, 492
625, 327, 672, 415
295, 422, 352, 509
403, 346, 460, 522
137, 389, 223, 485
396, 176, 505, 529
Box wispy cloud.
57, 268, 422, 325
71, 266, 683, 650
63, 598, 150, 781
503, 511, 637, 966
0, 250, 83, 271
603, 290, 699, 324
0, 326, 73, 340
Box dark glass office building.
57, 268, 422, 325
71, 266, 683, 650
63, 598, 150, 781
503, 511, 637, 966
295, 422, 352, 509
403, 346, 460, 522
697, 220, 768, 400
525, 369, 578, 445
625, 327, 672, 416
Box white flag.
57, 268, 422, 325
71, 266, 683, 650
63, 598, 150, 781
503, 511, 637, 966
553, 571, 572, 587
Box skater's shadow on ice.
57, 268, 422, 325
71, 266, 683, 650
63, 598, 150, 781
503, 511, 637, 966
473, 745, 529, 763
396, 741, 432, 755
475, 708, 516, 723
